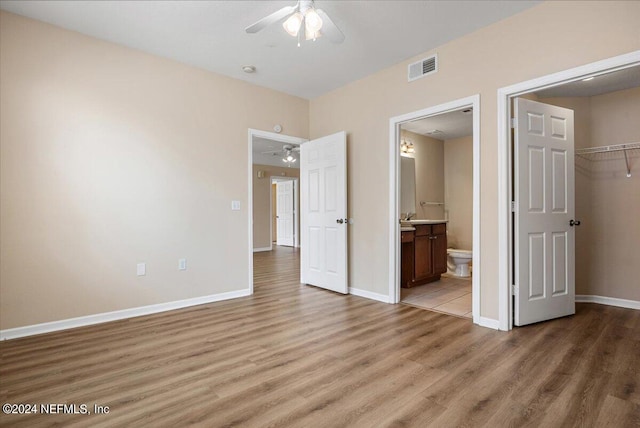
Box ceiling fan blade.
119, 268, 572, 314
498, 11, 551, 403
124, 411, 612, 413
245, 5, 296, 34
316, 9, 345, 43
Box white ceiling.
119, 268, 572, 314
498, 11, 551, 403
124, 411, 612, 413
402, 108, 473, 141
535, 66, 640, 98
0, 0, 539, 99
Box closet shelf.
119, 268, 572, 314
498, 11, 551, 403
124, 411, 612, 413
575, 142, 640, 178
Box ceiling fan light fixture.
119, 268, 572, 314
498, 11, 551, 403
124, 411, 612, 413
304, 8, 323, 33
283, 12, 303, 36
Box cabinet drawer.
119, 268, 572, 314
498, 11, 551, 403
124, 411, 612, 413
432, 223, 446, 235
401, 231, 414, 243
414, 225, 432, 236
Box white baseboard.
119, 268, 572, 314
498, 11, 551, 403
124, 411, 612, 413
253, 247, 272, 252
348, 287, 391, 303
476, 316, 500, 330
0, 289, 252, 341
576, 295, 640, 310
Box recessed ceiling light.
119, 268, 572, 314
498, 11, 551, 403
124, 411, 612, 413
582, 76, 594, 82
242, 65, 256, 73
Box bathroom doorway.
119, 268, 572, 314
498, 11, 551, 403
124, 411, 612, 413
398, 109, 474, 318
389, 95, 482, 324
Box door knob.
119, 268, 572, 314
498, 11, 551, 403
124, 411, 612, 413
336, 219, 344, 224
569, 219, 581, 226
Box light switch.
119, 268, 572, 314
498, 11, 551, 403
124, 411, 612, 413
179, 258, 187, 271
137, 262, 146, 276
231, 200, 241, 211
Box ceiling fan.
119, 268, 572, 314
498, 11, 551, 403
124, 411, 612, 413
262, 145, 300, 164
245, 0, 345, 46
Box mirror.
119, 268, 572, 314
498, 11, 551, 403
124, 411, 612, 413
400, 156, 416, 218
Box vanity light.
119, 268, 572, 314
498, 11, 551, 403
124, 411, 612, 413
400, 139, 415, 154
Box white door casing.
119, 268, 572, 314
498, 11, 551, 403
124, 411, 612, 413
276, 180, 294, 247
514, 98, 575, 326
300, 131, 348, 294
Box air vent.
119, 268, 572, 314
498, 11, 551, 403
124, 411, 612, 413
408, 54, 438, 82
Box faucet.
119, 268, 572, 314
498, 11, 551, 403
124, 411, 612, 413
402, 212, 416, 221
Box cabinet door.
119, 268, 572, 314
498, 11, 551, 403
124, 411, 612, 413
432, 231, 448, 274
414, 235, 433, 280
401, 240, 414, 288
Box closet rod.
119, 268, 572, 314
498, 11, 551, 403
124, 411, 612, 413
575, 142, 639, 178
575, 142, 640, 155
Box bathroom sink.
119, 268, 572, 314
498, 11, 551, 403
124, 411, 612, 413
400, 219, 448, 226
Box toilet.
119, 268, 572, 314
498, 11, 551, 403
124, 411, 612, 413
447, 248, 472, 277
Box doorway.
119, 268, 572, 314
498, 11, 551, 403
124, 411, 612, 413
497, 50, 640, 330
389, 95, 482, 325
248, 129, 306, 294
271, 177, 298, 248
398, 108, 474, 319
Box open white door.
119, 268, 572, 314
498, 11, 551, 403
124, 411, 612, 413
276, 180, 294, 247
300, 131, 348, 294
514, 98, 575, 326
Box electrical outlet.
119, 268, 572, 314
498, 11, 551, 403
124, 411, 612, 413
179, 258, 187, 271
137, 262, 146, 276
231, 200, 241, 211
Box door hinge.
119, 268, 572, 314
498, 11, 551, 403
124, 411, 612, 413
510, 118, 517, 129
511, 201, 516, 212
511, 284, 517, 296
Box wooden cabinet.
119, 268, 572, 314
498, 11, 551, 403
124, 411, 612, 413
401, 223, 447, 288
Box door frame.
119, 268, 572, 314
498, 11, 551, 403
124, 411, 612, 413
497, 50, 640, 331
388, 95, 481, 325
248, 128, 307, 294
271, 176, 299, 248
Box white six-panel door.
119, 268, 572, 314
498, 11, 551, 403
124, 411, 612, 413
300, 131, 348, 294
276, 180, 294, 247
514, 98, 575, 326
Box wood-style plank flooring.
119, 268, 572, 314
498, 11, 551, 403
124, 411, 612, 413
1, 246, 639, 427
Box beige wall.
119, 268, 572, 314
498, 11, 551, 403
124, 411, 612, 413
309, 1, 640, 319
444, 135, 473, 251
542, 87, 640, 301
401, 130, 445, 219
252, 164, 300, 250
0, 11, 309, 329
2, 2, 639, 331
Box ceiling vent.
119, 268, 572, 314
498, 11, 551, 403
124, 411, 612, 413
408, 54, 438, 82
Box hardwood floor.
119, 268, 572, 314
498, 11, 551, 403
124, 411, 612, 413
1, 246, 639, 427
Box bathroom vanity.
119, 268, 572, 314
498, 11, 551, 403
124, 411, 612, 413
400, 221, 447, 288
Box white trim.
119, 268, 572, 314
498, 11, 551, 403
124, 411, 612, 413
253, 247, 272, 252
497, 50, 640, 331
576, 295, 640, 310
248, 129, 307, 295
388, 95, 482, 328
349, 287, 391, 304
0, 289, 251, 341
477, 316, 500, 330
